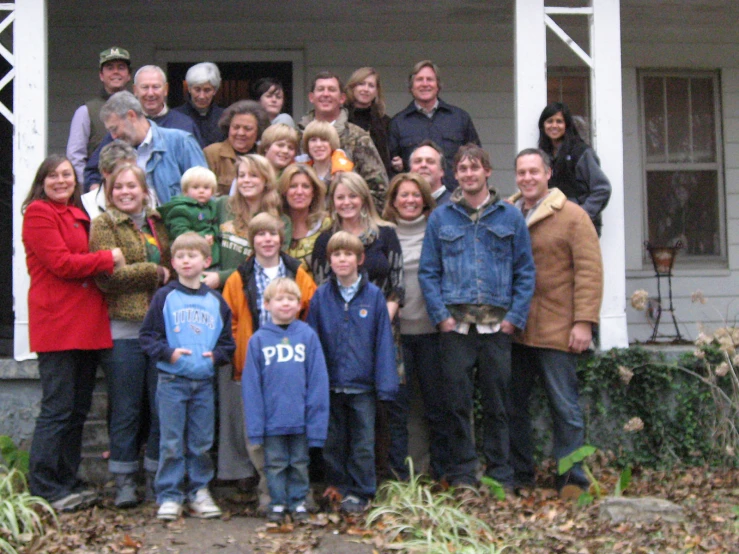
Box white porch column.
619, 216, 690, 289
590, 0, 628, 349
13, 0, 47, 360
514, 0, 547, 151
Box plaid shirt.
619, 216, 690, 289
254, 258, 286, 328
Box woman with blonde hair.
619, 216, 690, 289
345, 67, 392, 177
278, 164, 331, 272
202, 154, 289, 290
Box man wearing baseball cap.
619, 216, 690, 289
66, 47, 132, 182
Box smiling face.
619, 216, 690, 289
104, 112, 141, 146
410, 66, 440, 109
252, 228, 281, 263
99, 61, 131, 94
332, 183, 363, 224
189, 83, 217, 110
516, 153, 552, 208
410, 145, 444, 190
264, 139, 296, 170
236, 162, 266, 201
455, 156, 491, 199
264, 292, 301, 325
111, 168, 146, 214
259, 86, 285, 119
352, 74, 378, 109
228, 113, 259, 154
307, 137, 332, 163
309, 77, 345, 122
544, 111, 566, 145
285, 173, 314, 212
392, 180, 424, 221
133, 69, 168, 116
43, 160, 77, 205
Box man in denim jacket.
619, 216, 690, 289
419, 144, 535, 489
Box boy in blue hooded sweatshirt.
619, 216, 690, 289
140, 232, 235, 521
242, 277, 329, 523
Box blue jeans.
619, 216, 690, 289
264, 434, 309, 510
155, 372, 215, 504
387, 333, 449, 480
509, 345, 587, 488
29, 350, 101, 502
438, 329, 514, 487
101, 339, 159, 474
324, 391, 376, 500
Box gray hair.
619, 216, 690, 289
185, 62, 221, 89
98, 139, 137, 175
514, 147, 552, 170
100, 91, 145, 122
134, 65, 167, 85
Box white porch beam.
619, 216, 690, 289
591, 0, 628, 349
515, 0, 547, 151
13, 0, 47, 360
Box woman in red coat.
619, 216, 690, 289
22, 155, 125, 512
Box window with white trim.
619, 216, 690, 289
639, 71, 725, 260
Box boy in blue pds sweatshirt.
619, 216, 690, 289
242, 277, 329, 523
140, 232, 235, 521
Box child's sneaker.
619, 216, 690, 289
340, 494, 367, 514
291, 502, 309, 523
188, 488, 222, 519
157, 500, 183, 521
267, 504, 286, 523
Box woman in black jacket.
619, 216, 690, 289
538, 102, 611, 235
345, 67, 393, 178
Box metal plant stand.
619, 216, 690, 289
644, 241, 685, 343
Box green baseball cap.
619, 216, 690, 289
99, 46, 131, 68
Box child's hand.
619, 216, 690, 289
204, 234, 214, 245
202, 351, 213, 359
170, 348, 192, 363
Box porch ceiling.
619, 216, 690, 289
49, 0, 739, 26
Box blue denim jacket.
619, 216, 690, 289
418, 193, 535, 330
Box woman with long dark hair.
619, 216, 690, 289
537, 102, 611, 235
23, 155, 125, 512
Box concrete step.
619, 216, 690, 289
81, 419, 109, 452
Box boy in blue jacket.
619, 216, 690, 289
242, 277, 329, 523
140, 232, 235, 521
307, 231, 398, 513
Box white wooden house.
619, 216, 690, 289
5, 0, 739, 362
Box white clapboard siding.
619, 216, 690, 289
44, 1, 739, 345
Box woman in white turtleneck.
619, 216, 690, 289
381, 172, 447, 480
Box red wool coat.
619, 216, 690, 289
22, 200, 115, 352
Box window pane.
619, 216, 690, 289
643, 76, 665, 163
646, 170, 719, 255
691, 78, 716, 162
666, 77, 691, 162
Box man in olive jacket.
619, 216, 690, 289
508, 148, 603, 499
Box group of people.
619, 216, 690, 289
23, 47, 611, 521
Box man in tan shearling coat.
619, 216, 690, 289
508, 148, 603, 499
